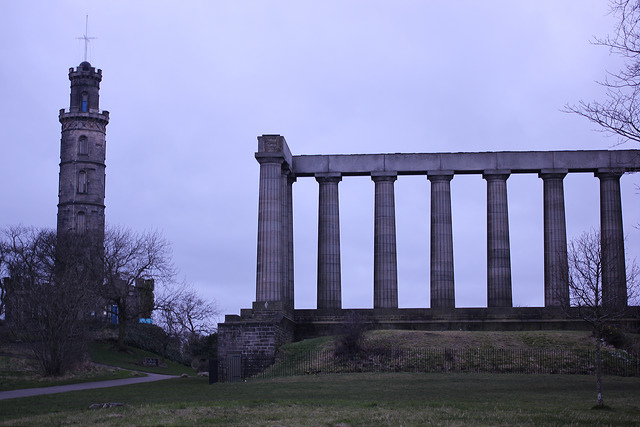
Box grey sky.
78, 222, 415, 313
1, 1, 638, 320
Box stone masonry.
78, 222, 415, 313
217, 135, 640, 380
57, 61, 109, 242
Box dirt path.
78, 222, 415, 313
0, 373, 177, 400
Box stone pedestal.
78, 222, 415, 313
372, 172, 398, 308
217, 302, 295, 381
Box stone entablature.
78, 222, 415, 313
292, 150, 640, 175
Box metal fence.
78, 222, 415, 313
222, 348, 640, 380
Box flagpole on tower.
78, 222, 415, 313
77, 15, 97, 62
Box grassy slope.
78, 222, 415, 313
365, 329, 598, 349
280, 330, 599, 353
88, 342, 195, 376
0, 339, 195, 391
0, 356, 137, 391
0, 343, 138, 391
264, 330, 639, 377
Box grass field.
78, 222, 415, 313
1, 372, 639, 426
2, 330, 639, 426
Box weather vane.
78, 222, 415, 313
77, 15, 96, 62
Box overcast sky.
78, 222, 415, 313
1, 1, 638, 321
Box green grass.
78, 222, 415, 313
0, 338, 194, 392
88, 342, 196, 376
0, 343, 139, 391
280, 335, 334, 355
364, 330, 598, 350
0, 360, 137, 391
265, 330, 640, 377
1, 373, 639, 426
278, 330, 600, 354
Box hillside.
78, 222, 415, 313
282, 330, 600, 354
260, 330, 640, 378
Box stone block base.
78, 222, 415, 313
217, 301, 294, 381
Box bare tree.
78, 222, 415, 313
566, 229, 639, 407
100, 226, 176, 351
0, 240, 7, 319
155, 283, 218, 366
1, 226, 98, 376
171, 286, 218, 338
565, 0, 639, 144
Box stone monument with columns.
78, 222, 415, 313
217, 134, 640, 381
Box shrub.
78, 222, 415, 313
334, 313, 368, 358
124, 323, 186, 365
600, 325, 628, 349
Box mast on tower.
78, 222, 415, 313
76, 15, 97, 62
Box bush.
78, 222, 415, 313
124, 323, 186, 365
600, 325, 628, 349
334, 313, 368, 358
185, 333, 218, 372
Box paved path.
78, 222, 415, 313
0, 373, 177, 400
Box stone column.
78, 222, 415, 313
596, 169, 627, 310
281, 171, 295, 309
372, 172, 399, 309
483, 170, 513, 308
316, 173, 342, 309
285, 174, 296, 308
428, 171, 455, 309
255, 155, 285, 302
539, 170, 569, 308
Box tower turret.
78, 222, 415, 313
69, 61, 102, 113
57, 61, 109, 241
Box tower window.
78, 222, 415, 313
81, 92, 88, 112
78, 136, 88, 155
78, 170, 87, 193
76, 211, 86, 233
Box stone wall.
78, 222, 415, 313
217, 302, 294, 381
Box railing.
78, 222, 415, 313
221, 348, 640, 380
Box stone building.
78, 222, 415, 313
55, 62, 155, 326
57, 61, 109, 242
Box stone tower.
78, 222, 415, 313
57, 61, 109, 241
